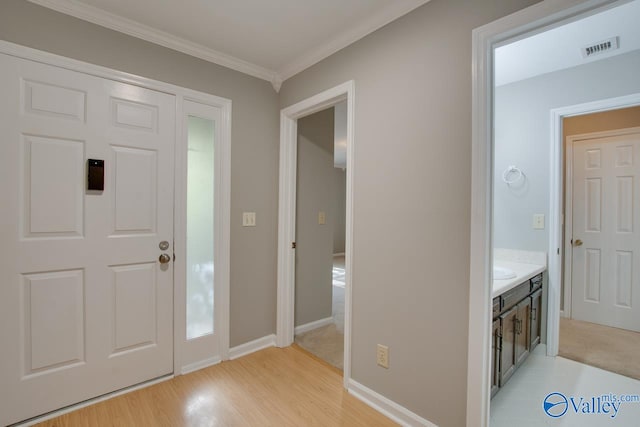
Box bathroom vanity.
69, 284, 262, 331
490, 252, 546, 398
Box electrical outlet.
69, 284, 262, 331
377, 344, 389, 369
533, 213, 545, 230
242, 212, 256, 227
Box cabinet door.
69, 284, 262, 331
515, 298, 531, 367
491, 319, 501, 398
530, 289, 542, 350
499, 307, 517, 386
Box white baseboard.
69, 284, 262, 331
294, 316, 334, 335
347, 379, 437, 427
180, 356, 222, 375
229, 334, 276, 360
333, 252, 345, 257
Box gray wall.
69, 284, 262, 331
280, 0, 539, 425
295, 108, 335, 327
333, 169, 346, 254
0, 0, 280, 347
493, 50, 640, 252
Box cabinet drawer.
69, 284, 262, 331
502, 282, 530, 312
530, 273, 543, 291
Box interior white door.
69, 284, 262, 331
571, 129, 640, 331
0, 54, 175, 425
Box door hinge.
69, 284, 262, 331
173, 253, 176, 262
292, 242, 296, 249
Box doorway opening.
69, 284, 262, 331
469, 0, 640, 425
277, 81, 354, 386
559, 109, 640, 380
292, 103, 347, 370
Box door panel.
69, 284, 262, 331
499, 307, 516, 386
571, 131, 640, 331
530, 289, 542, 350
0, 54, 175, 425
515, 298, 531, 367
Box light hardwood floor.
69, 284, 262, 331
35, 345, 396, 427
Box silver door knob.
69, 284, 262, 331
158, 253, 171, 264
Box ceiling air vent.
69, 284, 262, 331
581, 36, 619, 58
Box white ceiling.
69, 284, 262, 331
29, 0, 430, 90
495, 0, 640, 86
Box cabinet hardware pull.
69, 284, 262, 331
531, 307, 536, 321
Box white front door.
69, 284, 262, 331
571, 129, 640, 331
0, 54, 175, 425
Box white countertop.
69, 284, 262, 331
492, 261, 546, 298
492, 249, 547, 298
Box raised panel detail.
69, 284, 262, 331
111, 98, 158, 132
616, 145, 633, 167
585, 178, 601, 232
111, 263, 157, 353
616, 176, 633, 233
615, 251, 633, 308
22, 270, 85, 375
112, 147, 157, 234
586, 149, 601, 169
585, 249, 601, 303
23, 135, 84, 238
23, 80, 86, 122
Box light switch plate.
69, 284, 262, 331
377, 344, 389, 369
243, 212, 256, 227
533, 214, 545, 229
318, 211, 326, 225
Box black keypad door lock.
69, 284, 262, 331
87, 159, 104, 191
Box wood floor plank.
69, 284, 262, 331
36, 346, 397, 426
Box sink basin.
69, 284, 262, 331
493, 266, 516, 280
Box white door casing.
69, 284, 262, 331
0, 54, 175, 425
277, 81, 355, 388
469, 1, 627, 425
569, 128, 640, 331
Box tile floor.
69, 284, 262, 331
491, 345, 640, 426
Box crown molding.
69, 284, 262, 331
28, 0, 431, 91
277, 0, 431, 81
27, 0, 280, 88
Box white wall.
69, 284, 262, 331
494, 50, 640, 251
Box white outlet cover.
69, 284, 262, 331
533, 214, 545, 230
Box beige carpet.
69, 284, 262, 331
559, 317, 640, 380
295, 323, 344, 370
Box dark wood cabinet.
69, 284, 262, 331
514, 297, 531, 367
499, 306, 517, 386
492, 273, 543, 397
491, 319, 501, 398
530, 288, 542, 350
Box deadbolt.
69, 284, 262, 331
158, 253, 171, 264
574, 239, 583, 247
159, 241, 170, 250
